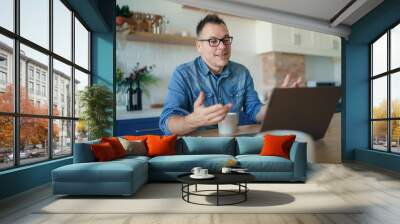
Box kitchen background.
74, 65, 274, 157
115, 0, 342, 163
116, 0, 341, 119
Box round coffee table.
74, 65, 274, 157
177, 173, 255, 206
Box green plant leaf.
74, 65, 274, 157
79, 84, 113, 140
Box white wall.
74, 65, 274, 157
116, 0, 263, 109
305, 55, 341, 86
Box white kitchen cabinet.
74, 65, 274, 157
256, 21, 341, 58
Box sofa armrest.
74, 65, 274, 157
73, 140, 100, 163
289, 142, 307, 181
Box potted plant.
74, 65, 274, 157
116, 4, 132, 26
79, 84, 113, 140
117, 63, 159, 111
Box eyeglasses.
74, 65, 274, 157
197, 36, 233, 47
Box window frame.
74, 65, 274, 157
0, 0, 92, 171
370, 21, 400, 154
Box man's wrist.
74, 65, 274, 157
184, 113, 199, 130
256, 105, 267, 122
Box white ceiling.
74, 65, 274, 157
167, 0, 384, 38
225, 0, 353, 24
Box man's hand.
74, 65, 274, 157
281, 74, 303, 88
257, 74, 303, 123
185, 91, 232, 129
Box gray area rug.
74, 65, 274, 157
38, 183, 362, 214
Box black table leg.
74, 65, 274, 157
187, 184, 190, 202
179, 182, 251, 206
217, 184, 219, 206
245, 183, 247, 201
181, 183, 183, 199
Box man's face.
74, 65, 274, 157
196, 23, 231, 72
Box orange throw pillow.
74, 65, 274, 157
101, 137, 126, 158
259, 134, 296, 159
146, 135, 177, 157
91, 142, 117, 161
124, 135, 148, 142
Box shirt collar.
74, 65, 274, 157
197, 56, 231, 78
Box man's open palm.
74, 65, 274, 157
190, 91, 232, 127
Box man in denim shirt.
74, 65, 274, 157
160, 15, 300, 135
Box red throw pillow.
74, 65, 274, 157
101, 137, 126, 158
146, 135, 177, 157
91, 142, 118, 161
259, 134, 296, 159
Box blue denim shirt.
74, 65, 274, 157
159, 56, 263, 135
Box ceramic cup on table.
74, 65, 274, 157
199, 169, 209, 176
221, 167, 232, 174
191, 167, 202, 176
218, 112, 239, 135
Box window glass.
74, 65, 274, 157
0, 0, 92, 169
74, 69, 89, 118
53, 59, 72, 117
74, 18, 89, 70
391, 120, 400, 153
53, 0, 72, 60
0, 116, 14, 170
372, 33, 387, 76
53, 119, 72, 158
20, 0, 49, 49
19, 117, 49, 165
391, 24, 400, 70
372, 77, 387, 119
0, 0, 14, 31
391, 72, 400, 118
0, 35, 14, 113
372, 121, 388, 151
75, 120, 88, 143
20, 44, 49, 115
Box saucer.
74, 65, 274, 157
190, 174, 215, 179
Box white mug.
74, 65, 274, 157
221, 167, 232, 174
218, 112, 239, 135
200, 169, 208, 176
191, 167, 202, 176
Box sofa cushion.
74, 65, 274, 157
236, 136, 263, 155
124, 135, 148, 141
115, 155, 150, 163
260, 134, 296, 159
74, 140, 100, 163
236, 155, 293, 172
52, 158, 147, 183
148, 154, 235, 172
147, 135, 177, 157
118, 137, 147, 156
181, 137, 235, 155
101, 137, 127, 158
90, 142, 118, 162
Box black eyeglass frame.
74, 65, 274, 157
197, 36, 233, 47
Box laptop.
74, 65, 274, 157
258, 87, 341, 140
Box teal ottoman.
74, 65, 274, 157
52, 156, 148, 196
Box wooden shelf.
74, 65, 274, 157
118, 30, 196, 46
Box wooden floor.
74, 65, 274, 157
1, 162, 400, 224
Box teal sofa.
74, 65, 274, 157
52, 136, 307, 196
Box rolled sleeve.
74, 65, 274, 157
243, 71, 263, 122
159, 70, 191, 135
